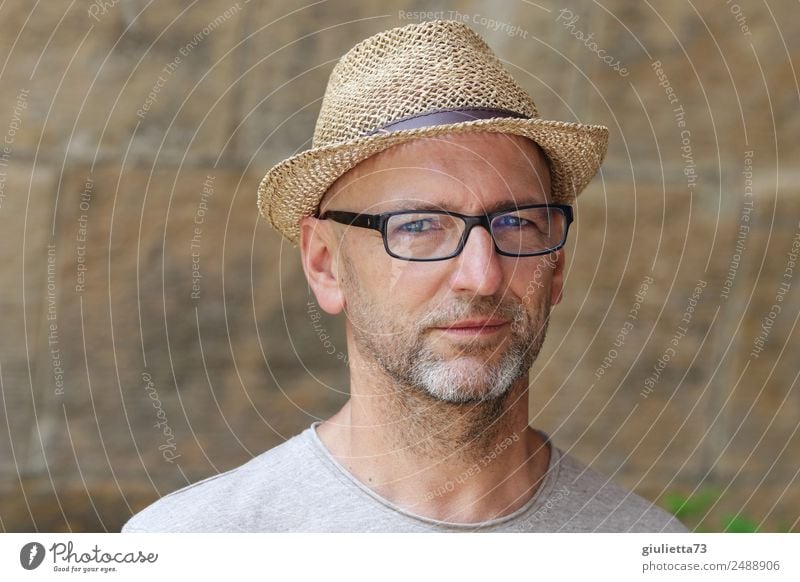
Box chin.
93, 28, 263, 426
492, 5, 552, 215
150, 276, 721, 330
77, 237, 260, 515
417, 360, 518, 403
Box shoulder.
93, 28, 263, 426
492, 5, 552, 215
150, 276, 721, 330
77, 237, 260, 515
552, 447, 689, 533
121, 428, 317, 533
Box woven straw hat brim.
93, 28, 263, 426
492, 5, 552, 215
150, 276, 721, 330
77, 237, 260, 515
257, 116, 608, 246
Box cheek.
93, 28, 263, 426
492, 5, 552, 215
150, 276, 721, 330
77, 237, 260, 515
383, 260, 445, 304
508, 260, 552, 301
343, 245, 433, 312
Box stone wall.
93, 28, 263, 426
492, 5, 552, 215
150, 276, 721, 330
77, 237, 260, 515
0, 0, 797, 532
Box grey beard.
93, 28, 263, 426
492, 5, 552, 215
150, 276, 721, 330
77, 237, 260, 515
347, 288, 552, 461
353, 289, 551, 403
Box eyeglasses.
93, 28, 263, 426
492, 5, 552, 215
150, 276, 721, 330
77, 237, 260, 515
316, 203, 573, 261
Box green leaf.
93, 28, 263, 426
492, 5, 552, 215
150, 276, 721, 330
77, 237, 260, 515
661, 488, 720, 520
723, 514, 759, 533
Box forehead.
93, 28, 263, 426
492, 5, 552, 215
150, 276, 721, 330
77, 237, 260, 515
320, 132, 552, 214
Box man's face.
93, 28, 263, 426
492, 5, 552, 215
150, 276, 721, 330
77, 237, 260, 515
303, 132, 564, 403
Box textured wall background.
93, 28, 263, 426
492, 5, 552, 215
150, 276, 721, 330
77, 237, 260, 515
0, 0, 797, 532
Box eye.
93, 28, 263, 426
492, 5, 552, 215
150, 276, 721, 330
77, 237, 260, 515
495, 214, 532, 228
397, 217, 441, 233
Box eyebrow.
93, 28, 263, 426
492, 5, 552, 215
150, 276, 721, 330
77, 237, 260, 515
382, 198, 549, 214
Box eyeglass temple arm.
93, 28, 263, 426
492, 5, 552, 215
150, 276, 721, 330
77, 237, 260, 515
315, 209, 377, 230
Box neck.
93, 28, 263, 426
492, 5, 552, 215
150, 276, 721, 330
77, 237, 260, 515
316, 346, 551, 524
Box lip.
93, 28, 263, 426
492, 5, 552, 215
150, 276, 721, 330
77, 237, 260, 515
434, 319, 510, 335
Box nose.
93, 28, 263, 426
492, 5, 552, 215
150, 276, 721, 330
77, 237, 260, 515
449, 224, 504, 296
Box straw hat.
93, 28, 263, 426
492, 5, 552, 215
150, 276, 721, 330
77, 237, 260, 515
257, 19, 608, 246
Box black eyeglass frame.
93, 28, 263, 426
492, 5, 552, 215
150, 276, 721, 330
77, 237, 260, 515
315, 203, 574, 262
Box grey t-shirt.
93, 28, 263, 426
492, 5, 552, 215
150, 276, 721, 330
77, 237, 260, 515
121, 422, 688, 532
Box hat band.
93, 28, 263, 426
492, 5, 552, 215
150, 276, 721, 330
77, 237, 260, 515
365, 107, 530, 137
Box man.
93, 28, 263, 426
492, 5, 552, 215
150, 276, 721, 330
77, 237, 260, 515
122, 19, 687, 532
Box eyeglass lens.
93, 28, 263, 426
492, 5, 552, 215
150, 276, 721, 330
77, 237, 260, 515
385, 207, 566, 259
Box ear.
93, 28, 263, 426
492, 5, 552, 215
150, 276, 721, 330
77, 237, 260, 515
549, 248, 565, 306
299, 215, 345, 315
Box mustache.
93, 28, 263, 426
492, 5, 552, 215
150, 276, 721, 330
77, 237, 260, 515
416, 297, 526, 329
